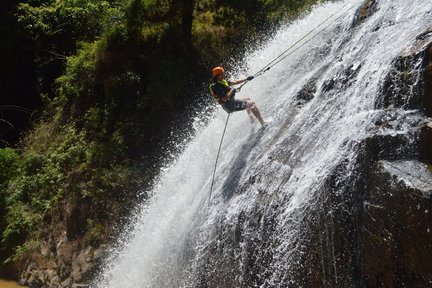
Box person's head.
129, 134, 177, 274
212, 66, 224, 80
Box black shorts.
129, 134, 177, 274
222, 99, 247, 113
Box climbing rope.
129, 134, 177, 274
209, 113, 231, 203
237, 1, 357, 92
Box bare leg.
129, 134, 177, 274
247, 101, 265, 127
242, 98, 255, 124
246, 107, 255, 123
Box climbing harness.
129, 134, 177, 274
209, 79, 231, 104
237, 1, 357, 92
209, 113, 230, 203
208, 1, 358, 203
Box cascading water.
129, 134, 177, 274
97, 0, 432, 287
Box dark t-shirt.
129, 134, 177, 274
211, 80, 234, 99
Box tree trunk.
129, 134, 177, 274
181, 0, 194, 50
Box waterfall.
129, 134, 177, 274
97, 0, 432, 287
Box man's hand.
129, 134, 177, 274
247, 76, 254, 81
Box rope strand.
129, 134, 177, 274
209, 113, 231, 204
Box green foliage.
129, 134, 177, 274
213, 0, 322, 27
56, 41, 99, 119
0, 120, 141, 262
17, 0, 120, 43
0, 148, 19, 244
145, 54, 188, 114
86, 219, 105, 246
11, 0, 123, 106
7, 240, 42, 264
0, 148, 18, 186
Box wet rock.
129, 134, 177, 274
50, 275, 61, 287
298, 154, 432, 287
378, 54, 423, 110
423, 41, 432, 115
352, 0, 378, 26
364, 132, 419, 161
295, 80, 316, 103
377, 30, 432, 115
295, 64, 330, 104
321, 63, 361, 93
419, 123, 432, 162
357, 160, 432, 286
70, 247, 92, 283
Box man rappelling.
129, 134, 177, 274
209, 67, 265, 127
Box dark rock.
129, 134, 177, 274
295, 80, 316, 103
378, 55, 423, 110
423, 42, 432, 115
294, 64, 330, 104
419, 123, 432, 163
377, 30, 432, 115
321, 78, 335, 92
364, 131, 419, 161
357, 160, 432, 286
297, 156, 432, 287
352, 0, 378, 27
65, 202, 87, 240
321, 63, 361, 93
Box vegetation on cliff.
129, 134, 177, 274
0, 0, 321, 278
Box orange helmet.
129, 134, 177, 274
212, 66, 224, 77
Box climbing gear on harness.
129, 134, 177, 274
212, 66, 225, 77
209, 79, 231, 104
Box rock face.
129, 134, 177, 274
18, 232, 107, 288
302, 156, 432, 287
423, 35, 432, 116
291, 36, 432, 287
293, 37, 432, 287
361, 160, 432, 286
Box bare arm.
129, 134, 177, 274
220, 76, 254, 102
229, 79, 248, 86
